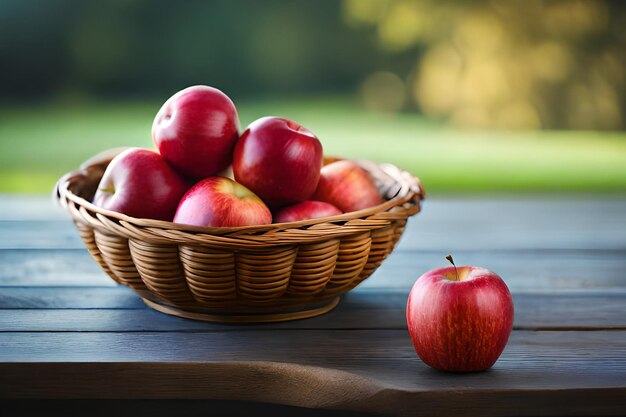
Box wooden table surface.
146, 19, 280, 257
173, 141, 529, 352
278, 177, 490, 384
1, 195, 625, 416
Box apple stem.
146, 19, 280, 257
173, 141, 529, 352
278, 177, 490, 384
98, 186, 115, 194
446, 254, 459, 281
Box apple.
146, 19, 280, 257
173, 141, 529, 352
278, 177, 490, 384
274, 201, 342, 223
312, 160, 383, 212
233, 117, 323, 208
152, 85, 240, 180
173, 177, 272, 227
93, 148, 189, 221
406, 256, 514, 372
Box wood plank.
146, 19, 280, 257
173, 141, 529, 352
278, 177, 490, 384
0, 249, 113, 287
1, 331, 625, 416
0, 195, 67, 221
2, 248, 625, 291
0, 286, 145, 309
1, 330, 625, 389
1, 367, 624, 417
0, 220, 82, 250
2, 380, 625, 417
0, 399, 373, 417
1, 288, 625, 331
402, 196, 626, 251
3, 196, 625, 417
2, 196, 626, 251
361, 248, 626, 291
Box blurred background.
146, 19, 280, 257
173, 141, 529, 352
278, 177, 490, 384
1, 0, 625, 194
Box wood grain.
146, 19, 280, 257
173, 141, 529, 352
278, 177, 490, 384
1, 331, 625, 416
1, 288, 625, 330
1, 330, 625, 389
363, 249, 626, 291
0, 286, 145, 309
0, 249, 113, 287
0, 195, 67, 221
0, 220, 80, 250
0, 399, 375, 417
2, 195, 626, 416
1, 365, 625, 417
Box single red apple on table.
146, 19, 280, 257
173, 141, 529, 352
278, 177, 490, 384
93, 148, 189, 221
406, 256, 514, 372
233, 117, 323, 208
274, 201, 342, 223
152, 85, 240, 180
312, 160, 383, 213
173, 177, 272, 227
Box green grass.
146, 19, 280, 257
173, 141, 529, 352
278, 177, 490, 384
1, 96, 626, 194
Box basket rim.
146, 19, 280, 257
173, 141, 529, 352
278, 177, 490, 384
54, 147, 425, 238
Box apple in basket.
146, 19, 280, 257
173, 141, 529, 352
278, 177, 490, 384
233, 116, 323, 208
274, 201, 342, 223
152, 85, 240, 180
93, 148, 189, 221
174, 177, 272, 227
313, 160, 383, 212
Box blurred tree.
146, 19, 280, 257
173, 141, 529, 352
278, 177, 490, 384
344, 0, 626, 130
2, 0, 625, 131
0, 0, 385, 101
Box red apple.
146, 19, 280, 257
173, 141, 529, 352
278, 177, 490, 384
233, 117, 323, 207
312, 160, 383, 212
173, 177, 272, 227
274, 201, 342, 223
406, 256, 514, 372
152, 85, 240, 180
93, 148, 189, 221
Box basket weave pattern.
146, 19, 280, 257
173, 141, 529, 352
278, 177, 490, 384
56, 148, 424, 322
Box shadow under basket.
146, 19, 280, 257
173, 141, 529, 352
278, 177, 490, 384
55, 148, 425, 323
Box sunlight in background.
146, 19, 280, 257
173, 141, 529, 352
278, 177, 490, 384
344, 0, 625, 130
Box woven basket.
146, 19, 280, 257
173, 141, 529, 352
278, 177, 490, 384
55, 148, 424, 323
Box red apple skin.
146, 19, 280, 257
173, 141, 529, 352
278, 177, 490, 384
173, 177, 272, 227
312, 160, 383, 212
233, 117, 323, 208
406, 266, 514, 372
93, 148, 190, 221
152, 85, 240, 180
274, 201, 342, 223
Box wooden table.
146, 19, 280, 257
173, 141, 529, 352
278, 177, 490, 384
1, 195, 625, 416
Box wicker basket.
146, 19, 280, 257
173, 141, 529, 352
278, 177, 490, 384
55, 148, 424, 323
